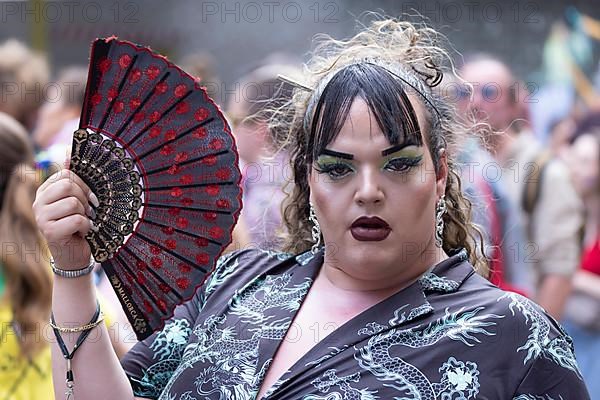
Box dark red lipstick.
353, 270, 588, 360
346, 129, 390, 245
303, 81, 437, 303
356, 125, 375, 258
350, 216, 391, 241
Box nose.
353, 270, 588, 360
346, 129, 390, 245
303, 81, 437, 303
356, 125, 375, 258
470, 89, 482, 107
467, 89, 488, 121
354, 168, 384, 206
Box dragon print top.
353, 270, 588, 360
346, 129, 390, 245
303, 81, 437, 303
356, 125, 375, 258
122, 248, 590, 400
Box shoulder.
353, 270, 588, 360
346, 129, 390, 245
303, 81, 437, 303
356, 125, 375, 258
460, 275, 581, 374
461, 274, 561, 334
198, 248, 298, 304
519, 141, 572, 192
538, 157, 583, 213
489, 291, 589, 397
542, 156, 571, 186
210, 248, 295, 281
121, 248, 302, 398
425, 256, 568, 348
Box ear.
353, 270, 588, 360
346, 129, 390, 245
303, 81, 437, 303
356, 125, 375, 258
436, 148, 448, 198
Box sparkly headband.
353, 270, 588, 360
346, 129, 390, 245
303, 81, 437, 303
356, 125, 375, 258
280, 59, 442, 134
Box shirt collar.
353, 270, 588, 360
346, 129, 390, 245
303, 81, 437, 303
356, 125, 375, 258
261, 248, 478, 397
294, 248, 474, 326
382, 249, 475, 328
297, 246, 474, 293
419, 248, 474, 294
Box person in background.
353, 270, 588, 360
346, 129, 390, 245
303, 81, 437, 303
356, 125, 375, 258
0, 112, 54, 399
0, 113, 128, 400
443, 77, 533, 296
179, 51, 222, 106
33, 67, 87, 151
548, 115, 577, 160
33, 66, 88, 178
460, 55, 584, 320
562, 119, 600, 399
0, 39, 50, 133
226, 62, 301, 250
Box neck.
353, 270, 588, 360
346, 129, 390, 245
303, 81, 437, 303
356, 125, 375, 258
318, 245, 447, 297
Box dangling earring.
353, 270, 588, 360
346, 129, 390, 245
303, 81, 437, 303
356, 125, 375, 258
435, 195, 447, 248
309, 203, 321, 254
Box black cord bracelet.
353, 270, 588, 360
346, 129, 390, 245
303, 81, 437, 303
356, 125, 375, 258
51, 302, 101, 400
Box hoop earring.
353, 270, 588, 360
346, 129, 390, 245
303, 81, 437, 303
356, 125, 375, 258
435, 195, 447, 248
309, 203, 321, 254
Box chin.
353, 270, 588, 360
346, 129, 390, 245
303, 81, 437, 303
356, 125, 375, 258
346, 240, 393, 262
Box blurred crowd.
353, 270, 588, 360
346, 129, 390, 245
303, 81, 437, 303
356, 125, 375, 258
1, 13, 600, 400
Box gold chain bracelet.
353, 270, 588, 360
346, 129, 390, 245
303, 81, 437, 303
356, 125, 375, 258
49, 312, 104, 333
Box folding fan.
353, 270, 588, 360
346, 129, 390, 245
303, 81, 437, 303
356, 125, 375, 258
71, 37, 242, 340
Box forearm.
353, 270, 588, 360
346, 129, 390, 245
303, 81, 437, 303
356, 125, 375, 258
536, 275, 573, 320
51, 274, 134, 400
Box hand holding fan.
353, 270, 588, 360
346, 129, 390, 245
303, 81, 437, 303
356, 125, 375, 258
71, 37, 242, 340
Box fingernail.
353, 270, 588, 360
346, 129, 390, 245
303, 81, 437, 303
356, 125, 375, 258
90, 220, 99, 232
87, 205, 96, 219
88, 192, 99, 208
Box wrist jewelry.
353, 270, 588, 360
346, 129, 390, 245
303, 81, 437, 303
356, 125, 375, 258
50, 256, 95, 278
51, 301, 101, 400
49, 313, 104, 333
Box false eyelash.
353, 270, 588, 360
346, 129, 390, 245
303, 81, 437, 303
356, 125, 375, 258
384, 156, 423, 172
314, 162, 354, 178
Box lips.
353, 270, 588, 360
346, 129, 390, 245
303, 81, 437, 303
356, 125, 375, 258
350, 216, 391, 242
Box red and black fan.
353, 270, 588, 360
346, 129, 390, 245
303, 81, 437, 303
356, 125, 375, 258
71, 37, 242, 340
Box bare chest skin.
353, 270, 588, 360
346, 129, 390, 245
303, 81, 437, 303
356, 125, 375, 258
256, 272, 392, 400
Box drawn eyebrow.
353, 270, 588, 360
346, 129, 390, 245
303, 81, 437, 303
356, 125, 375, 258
381, 143, 415, 156
320, 149, 354, 160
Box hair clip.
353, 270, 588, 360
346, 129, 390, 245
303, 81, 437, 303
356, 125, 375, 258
277, 74, 313, 92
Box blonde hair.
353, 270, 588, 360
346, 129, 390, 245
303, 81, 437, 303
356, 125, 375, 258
0, 39, 50, 128
0, 112, 52, 358
274, 18, 488, 275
